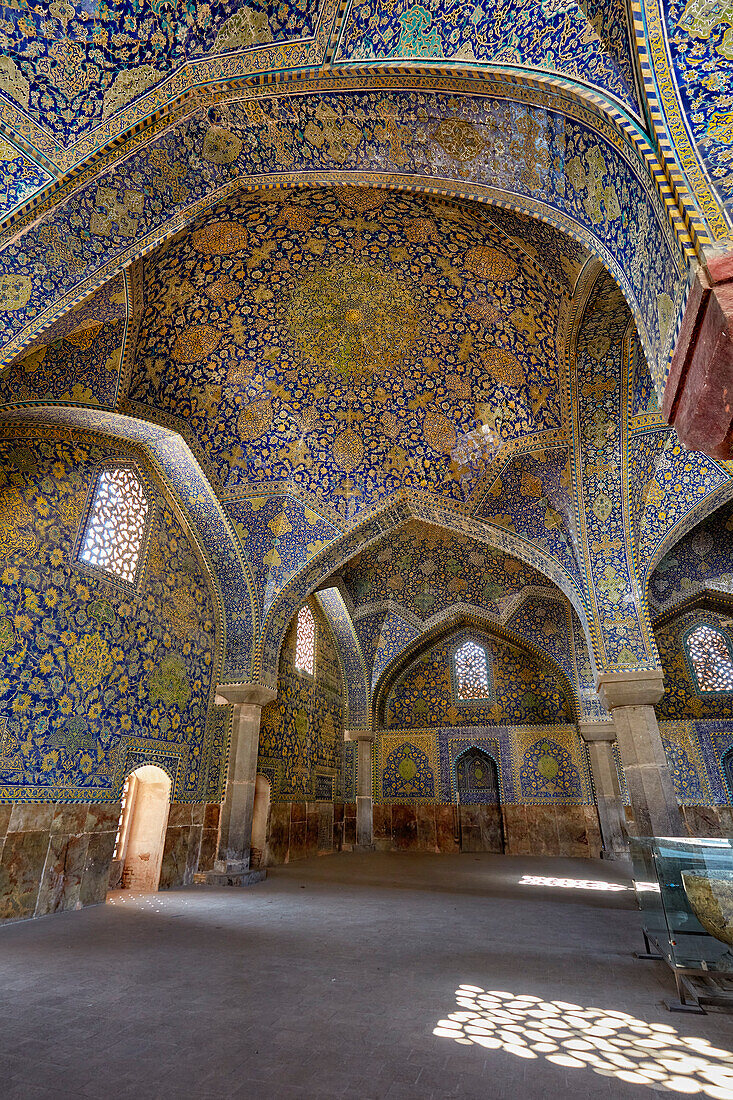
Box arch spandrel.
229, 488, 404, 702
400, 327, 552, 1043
0, 405, 258, 680
0, 76, 690, 402
255, 496, 595, 688
371, 612, 581, 729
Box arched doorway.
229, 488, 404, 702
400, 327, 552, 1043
250, 774, 271, 869
109, 765, 172, 893
455, 748, 504, 854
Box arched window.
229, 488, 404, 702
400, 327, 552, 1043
685, 623, 733, 694
79, 466, 149, 584
454, 639, 492, 701
294, 604, 315, 675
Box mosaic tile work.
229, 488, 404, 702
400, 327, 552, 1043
384, 630, 571, 729
518, 732, 583, 801
0, 275, 127, 410
382, 736, 436, 801
672, 720, 733, 805
0, 0, 320, 145
656, 608, 733, 720
506, 593, 577, 686
0, 433, 220, 803
129, 189, 566, 517
343, 521, 554, 621
259, 601, 344, 801
629, 338, 660, 419
224, 493, 341, 615
475, 446, 582, 586
3, 406, 257, 680
361, 609, 420, 691
334, 0, 641, 116
640, 0, 733, 235
660, 719, 712, 805
314, 587, 369, 729
0, 139, 52, 225
341, 738, 357, 801
648, 502, 733, 617
377, 723, 592, 803
573, 270, 657, 670
0, 80, 687, 399
636, 435, 732, 586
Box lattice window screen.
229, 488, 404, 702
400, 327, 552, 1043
687, 624, 733, 693
454, 640, 491, 700
295, 604, 315, 675
79, 467, 149, 584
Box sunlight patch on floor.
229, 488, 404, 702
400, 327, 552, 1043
518, 875, 630, 891
434, 986, 733, 1096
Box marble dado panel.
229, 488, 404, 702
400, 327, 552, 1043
680, 805, 733, 839
0, 800, 220, 923
0, 800, 120, 923
372, 801, 602, 858
262, 801, 356, 866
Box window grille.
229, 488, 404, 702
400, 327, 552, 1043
686, 624, 733, 693
295, 604, 315, 675
454, 640, 491, 700
79, 467, 149, 584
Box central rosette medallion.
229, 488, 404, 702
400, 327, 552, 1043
286, 262, 422, 378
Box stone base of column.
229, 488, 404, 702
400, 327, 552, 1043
204, 867, 267, 887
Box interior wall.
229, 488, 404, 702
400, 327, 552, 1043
370, 629, 597, 854
259, 601, 347, 864
385, 632, 570, 729
0, 430, 226, 919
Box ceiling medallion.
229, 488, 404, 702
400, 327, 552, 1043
286, 261, 423, 379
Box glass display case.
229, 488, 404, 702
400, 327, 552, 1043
630, 836, 733, 1011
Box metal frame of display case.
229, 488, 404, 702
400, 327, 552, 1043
630, 836, 733, 1014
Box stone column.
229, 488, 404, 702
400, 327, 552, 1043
579, 720, 628, 860
209, 683, 276, 885
596, 670, 684, 837
349, 732, 374, 850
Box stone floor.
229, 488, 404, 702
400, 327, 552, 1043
1, 853, 732, 1099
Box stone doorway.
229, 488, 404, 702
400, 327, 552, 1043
108, 765, 172, 893
456, 747, 504, 854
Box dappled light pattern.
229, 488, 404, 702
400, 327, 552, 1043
518, 875, 629, 891
434, 987, 733, 1095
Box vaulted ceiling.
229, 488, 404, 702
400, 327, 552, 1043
0, 0, 730, 697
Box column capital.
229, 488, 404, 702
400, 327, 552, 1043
216, 682, 277, 707
579, 720, 617, 743
344, 730, 373, 742
596, 669, 664, 710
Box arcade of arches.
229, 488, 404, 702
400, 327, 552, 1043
1, 1, 733, 1089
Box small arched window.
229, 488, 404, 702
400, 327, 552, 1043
78, 466, 149, 585
294, 604, 315, 675
685, 623, 733, 694
454, 639, 492, 701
